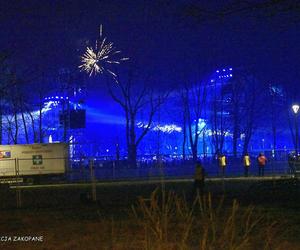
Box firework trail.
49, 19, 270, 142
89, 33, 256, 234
79, 25, 129, 78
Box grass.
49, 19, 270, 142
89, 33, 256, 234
132, 187, 284, 249
0, 179, 299, 249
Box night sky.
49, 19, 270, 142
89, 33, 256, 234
1, 0, 300, 94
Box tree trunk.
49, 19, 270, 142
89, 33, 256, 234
182, 111, 187, 161
39, 103, 43, 143
232, 125, 239, 157
243, 132, 253, 155
14, 111, 18, 144
202, 129, 207, 158
128, 117, 137, 167
271, 96, 277, 159
192, 145, 197, 162
128, 143, 137, 168
21, 111, 29, 144
28, 111, 38, 143
0, 105, 2, 145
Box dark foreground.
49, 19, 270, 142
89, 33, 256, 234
0, 178, 299, 249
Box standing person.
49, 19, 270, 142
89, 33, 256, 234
193, 160, 205, 196
218, 153, 227, 177
243, 153, 251, 177
288, 152, 296, 177
257, 152, 267, 176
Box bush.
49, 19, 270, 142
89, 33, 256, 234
130, 186, 283, 249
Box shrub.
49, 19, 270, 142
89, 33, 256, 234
131, 187, 283, 249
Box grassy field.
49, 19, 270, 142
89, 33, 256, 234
0, 178, 299, 249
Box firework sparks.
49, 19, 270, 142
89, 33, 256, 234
79, 25, 129, 78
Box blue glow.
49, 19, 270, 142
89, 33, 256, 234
0, 66, 293, 159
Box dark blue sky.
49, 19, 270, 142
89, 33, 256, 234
1, 0, 300, 94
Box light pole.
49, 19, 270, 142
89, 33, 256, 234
292, 104, 300, 155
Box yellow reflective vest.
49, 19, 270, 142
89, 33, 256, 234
243, 155, 251, 167
219, 156, 226, 167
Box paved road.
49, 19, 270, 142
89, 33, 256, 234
9, 175, 291, 190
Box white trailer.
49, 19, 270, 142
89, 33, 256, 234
0, 143, 68, 182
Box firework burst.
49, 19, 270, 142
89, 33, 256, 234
79, 25, 129, 78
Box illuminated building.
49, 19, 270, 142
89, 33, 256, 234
0, 67, 294, 159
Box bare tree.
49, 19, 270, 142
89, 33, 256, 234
182, 82, 207, 162
225, 75, 252, 157
228, 74, 265, 155
268, 84, 287, 158
211, 73, 263, 156
2, 72, 21, 144
107, 72, 169, 167
180, 90, 188, 161
210, 80, 229, 155
29, 76, 53, 144
240, 76, 259, 154
0, 52, 13, 144
230, 78, 243, 157
27, 109, 38, 143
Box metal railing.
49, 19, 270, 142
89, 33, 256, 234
67, 157, 292, 182
0, 156, 295, 209
0, 156, 293, 184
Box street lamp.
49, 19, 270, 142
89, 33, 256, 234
292, 104, 300, 155
292, 104, 300, 115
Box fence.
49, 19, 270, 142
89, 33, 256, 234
0, 156, 293, 185
0, 156, 296, 209
67, 156, 292, 182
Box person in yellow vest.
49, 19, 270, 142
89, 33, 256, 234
243, 152, 251, 177
218, 153, 227, 177
194, 160, 205, 196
